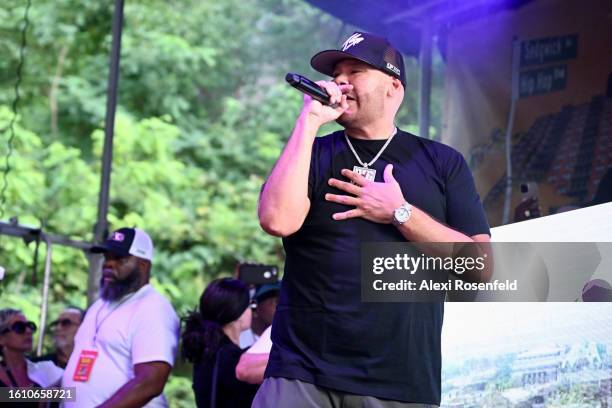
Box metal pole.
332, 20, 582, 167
0, 222, 90, 249
87, 0, 125, 305
36, 235, 52, 356
502, 38, 520, 225
419, 18, 433, 139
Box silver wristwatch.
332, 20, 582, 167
392, 202, 413, 225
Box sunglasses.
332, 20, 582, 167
1, 321, 37, 335
50, 318, 78, 329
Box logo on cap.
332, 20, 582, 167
111, 232, 125, 242
342, 33, 365, 51
386, 62, 400, 76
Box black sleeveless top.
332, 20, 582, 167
0, 366, 42, 408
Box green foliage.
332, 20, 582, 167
165, 375, 196, 408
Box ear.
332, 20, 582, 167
137, 258, 151, 275
388, 77, 403, 96
393, 77, 404, 92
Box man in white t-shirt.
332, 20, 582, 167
62, 227, 180, 408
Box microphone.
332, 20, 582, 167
285, 73, 339, 108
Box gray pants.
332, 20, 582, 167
252, 377, 439, 408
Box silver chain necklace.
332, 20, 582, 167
344, 126, 397, 181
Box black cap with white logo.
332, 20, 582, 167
311, 31, 406, 87
91, 227, 154, 261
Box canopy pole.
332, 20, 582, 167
88, 0, 125, 305
502, 38, 520, 225
418, 18, 433, 139
36, 236, 52, 356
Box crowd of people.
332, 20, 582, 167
1, 227, 278, 407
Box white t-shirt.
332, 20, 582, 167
239, 328, 259, 349
62, 284, 179, 408
27, 359, 63, 387
246, 326, 272, 354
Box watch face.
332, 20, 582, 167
395, 207, 409, 222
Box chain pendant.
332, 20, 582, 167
353, 165, 376, 182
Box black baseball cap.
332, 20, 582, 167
91, 227, 154, 261
311, 31, 406, 87
254, 282, 281, 303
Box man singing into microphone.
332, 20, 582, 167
256, 32, 490, 407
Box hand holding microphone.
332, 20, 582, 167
286, 73, 351, 123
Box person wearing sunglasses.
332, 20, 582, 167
32, 307, 84, 369
0, 308, 40, 392
1, 308, 65, 408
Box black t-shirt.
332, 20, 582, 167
192, 337, 259, 408
265, 129, 490, 405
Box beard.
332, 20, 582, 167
54, 336, 72, 350
100, 265, 141, 301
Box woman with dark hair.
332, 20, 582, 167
182, 278, 259, 408
0, 308, 61, 407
